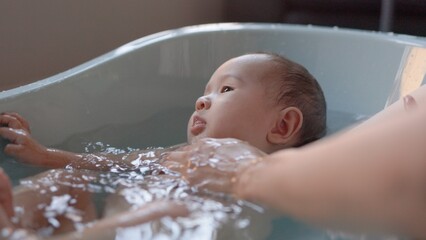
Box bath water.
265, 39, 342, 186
1, 109, 402, 239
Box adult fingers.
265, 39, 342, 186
0, 206, 13, 229
0, 168, 14, 218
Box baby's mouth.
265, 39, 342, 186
191, 116, 206, 135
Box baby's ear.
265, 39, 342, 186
267, 107, 303, 146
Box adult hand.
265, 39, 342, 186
164, 138, 266, 194
0, 112, 50, 166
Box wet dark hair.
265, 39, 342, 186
258, 52, 327, 146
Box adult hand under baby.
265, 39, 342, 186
164, 138, 266, 194
0, 112, 50, 166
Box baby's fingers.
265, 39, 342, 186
0, 112, 30, 133
0, 114, 27, 133
0, 115, 21, 129
6, 112, 31, 133
2, 144, 25, 158
0, 128, 27, 144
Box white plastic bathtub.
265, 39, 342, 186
1, 23, 426, 146
0, 23, 425, 238
1, 22, 426, 179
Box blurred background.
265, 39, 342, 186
1, 0, 425, 91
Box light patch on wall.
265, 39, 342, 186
386, 46, 426, 106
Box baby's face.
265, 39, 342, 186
187, 54, 278, 152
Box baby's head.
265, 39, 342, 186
187, 53, 326, 153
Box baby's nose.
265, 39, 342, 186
195, 96, 211, 111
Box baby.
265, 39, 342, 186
0, 53, 326, 237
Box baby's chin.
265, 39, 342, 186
187, 133, 200, 144
187, 132, 210, 144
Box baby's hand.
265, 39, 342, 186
0, 112, 31, 133
0, 113, 49, 166
164, 138, 265, 194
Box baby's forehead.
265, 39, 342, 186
205, 54, 279, 88
234, 53, 271, 61
240, 56, 281, 80
230, 54, 274, 67
237, 55, 286, 93
241, 54, 279, 74
226, 54, 277, 76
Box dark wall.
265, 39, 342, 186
225, 0, 426, 37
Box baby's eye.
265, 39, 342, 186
220, 86, 234, 93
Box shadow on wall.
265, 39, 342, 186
225, 0, 426, 37
0, 0, 225, 91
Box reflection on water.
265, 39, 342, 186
1, 110, 404, 239
13, 142, 271, 239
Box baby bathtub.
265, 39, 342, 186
1, 22, 426, 184
0, 23, 425, 239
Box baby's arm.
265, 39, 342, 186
0, 112, 170, 171
0, 112, 81, 168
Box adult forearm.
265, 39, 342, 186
235, 149, 327, 223
235, 102, 426, 237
